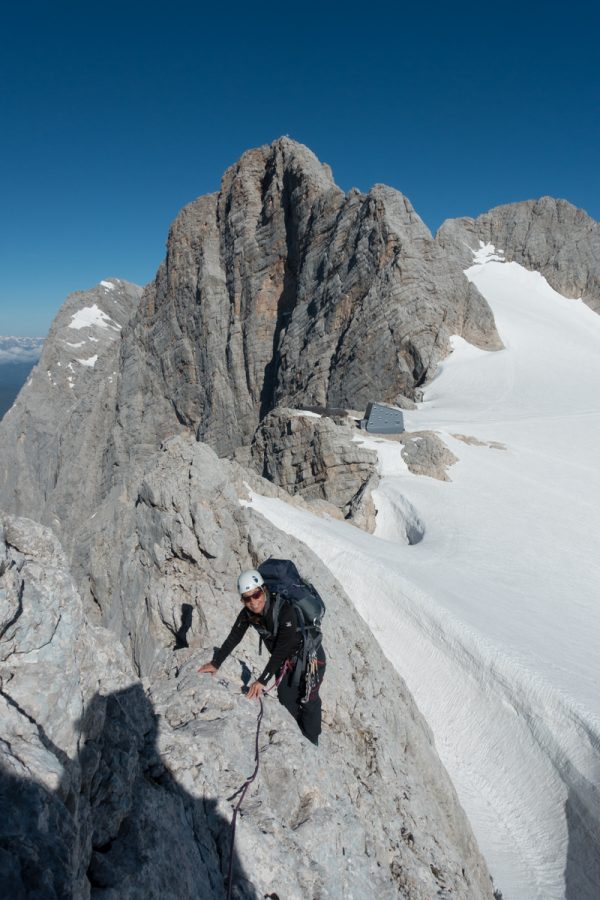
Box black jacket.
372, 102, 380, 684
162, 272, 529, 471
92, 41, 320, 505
212, 593, 303, 685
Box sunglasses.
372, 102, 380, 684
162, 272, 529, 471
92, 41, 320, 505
241, 588, 263, 603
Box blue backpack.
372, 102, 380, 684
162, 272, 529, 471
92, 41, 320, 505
257, 558, 325, 681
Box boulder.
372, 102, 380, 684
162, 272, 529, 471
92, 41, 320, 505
248, 408, 379, 527
399, 431, 459, 481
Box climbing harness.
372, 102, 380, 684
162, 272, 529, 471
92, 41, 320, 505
301, 651, 320, 704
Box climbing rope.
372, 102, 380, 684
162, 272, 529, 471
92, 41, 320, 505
224, 660, 293, 900
225, 696, 264, 900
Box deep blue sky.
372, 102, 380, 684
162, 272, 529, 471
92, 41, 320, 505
1, 0, 598, 336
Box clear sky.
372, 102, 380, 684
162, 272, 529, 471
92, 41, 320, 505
1, 0, 598, 336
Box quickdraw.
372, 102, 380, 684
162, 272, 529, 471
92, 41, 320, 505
301, 651, 320, 704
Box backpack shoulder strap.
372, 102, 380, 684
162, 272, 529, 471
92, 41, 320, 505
269, 591, 284, 640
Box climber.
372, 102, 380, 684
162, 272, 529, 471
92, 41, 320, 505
198, 567, 326, 745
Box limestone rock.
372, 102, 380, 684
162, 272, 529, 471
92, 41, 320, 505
399, 431, 459, 481
0, 139, 503, 545
394, 393, 417, 410
437, 196, 600, 312
0, 279, 142, 532
230, 453, 347, 523
0, 448, 494, 898
248, 408, 379, 525
2, 144, 598, 552
112, 138, 502, 457
0, 534, 219, 900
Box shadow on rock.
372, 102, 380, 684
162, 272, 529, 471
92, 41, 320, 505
564, 782, 600, 900
174, 602, 194, 649
0, 684, 257, 899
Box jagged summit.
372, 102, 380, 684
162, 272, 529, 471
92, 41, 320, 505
223, 135, 338, 193
0, 278, 142, 527
122, 138, 500, 457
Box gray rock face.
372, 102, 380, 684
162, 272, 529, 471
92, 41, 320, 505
247, 408, 379, 527
437, 196, 600, 312
399, 431, 459, 481
0, 142, 502, 548
0, 513, 214, 899
0, 440, 494, 898
113, 138, 502, 457
0, 279, 142, 531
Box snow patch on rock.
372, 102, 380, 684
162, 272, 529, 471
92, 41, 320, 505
471, 241, 505, 265
68, 304, 120, 331
76, 355, 98, 368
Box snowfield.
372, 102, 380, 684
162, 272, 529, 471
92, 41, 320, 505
245, 246, 600, 900
68, 303, 120, 331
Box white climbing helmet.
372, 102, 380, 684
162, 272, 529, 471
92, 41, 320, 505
237, 569, 264, 595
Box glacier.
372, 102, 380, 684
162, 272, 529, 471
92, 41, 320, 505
244, 248, 600, 900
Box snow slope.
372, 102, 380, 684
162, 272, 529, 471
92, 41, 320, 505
245, 246, 600, 900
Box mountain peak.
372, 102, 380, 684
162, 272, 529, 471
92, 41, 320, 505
221, 135, 338, 197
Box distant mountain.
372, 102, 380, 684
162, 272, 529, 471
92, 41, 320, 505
0, 337, 44, 419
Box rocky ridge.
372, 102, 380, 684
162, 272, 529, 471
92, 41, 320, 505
0, 278, 142, 535
437, 196, 600, 312
0, 440, 495, 898
0, 512, 235, 899
3, 140, 598, 545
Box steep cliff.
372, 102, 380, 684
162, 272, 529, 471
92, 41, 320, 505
0, 278, 142, 534
0, 138, 504, 543
114, 138, 501, 456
